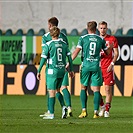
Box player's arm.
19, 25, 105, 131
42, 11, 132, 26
112, 48, 119, 64
111, 37, 119, 65
37, 44, 48, 80
103, 40, 113, 55
37, 58, 47, 80
72, 47, 81, 60
66, 48, 74, 78
107, 38, 119, 72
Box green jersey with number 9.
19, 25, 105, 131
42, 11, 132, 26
77, 34, 107, 71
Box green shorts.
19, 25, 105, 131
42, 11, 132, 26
62, 72, 69, 86
46, 76, 63, 90
80, 68, 103, 86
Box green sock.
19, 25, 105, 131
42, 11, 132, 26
62, 88, 71, 107
56, 92, 65, 107
49, 97, 55, 114
80, 90, 87, 109
94, 91, 100, 110
47, 92, 50, 111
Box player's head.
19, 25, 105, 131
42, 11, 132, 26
50, 26, 60, 38
48, 17, 59, 30
87, 21, 97, 33
98, 21, 108, 37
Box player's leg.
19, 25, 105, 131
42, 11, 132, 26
56, 78, 68, 119
98, 93, 105, 117
56, 88, 66, 108
43, 90, 56, 119
43, 77, 57, 119
104, 70, 114, 117
78, 85, 88, 118
39, 91, 50, 117
91, 70, 103, 118
61, 72, 72, 117
78, 70, 89, 118
92, 87, 101, 118
104, 85, 112, 117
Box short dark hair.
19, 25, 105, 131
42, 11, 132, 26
50, 26, 60, 38
48, 17, 59, 26
87, 21, 97, 32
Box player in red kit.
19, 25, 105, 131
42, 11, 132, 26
98, 21, 119, 117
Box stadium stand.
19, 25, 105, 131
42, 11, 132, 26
96, 29, 100, 35
126, 28, 133, 36
81, 29, 88, 36
114, 28, 123, 36
37, 28, 45, 36
1, 28, 133, 36
5, 29, 13, 36
26, 28, 34, 36
15, 29, 23, 36
107, 29, 112, 35
61, 28, 67, 35
70, 28, 79, 36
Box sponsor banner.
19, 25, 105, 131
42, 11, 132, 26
0, 36, 133, 65
0, 36, 42, 64
0, 65, 132, 96
67, 36, 133, 65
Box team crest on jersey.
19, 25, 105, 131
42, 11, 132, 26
86, 56, 98, 62
55, 62, 65, 69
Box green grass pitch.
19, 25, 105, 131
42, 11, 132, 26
0, 95, 132, 133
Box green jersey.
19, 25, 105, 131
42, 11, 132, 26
41, 39, 72, 78
77, 34, 107, 71
42, 32, 69, 46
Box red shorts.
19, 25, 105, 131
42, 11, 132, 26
101, 68, 115, 86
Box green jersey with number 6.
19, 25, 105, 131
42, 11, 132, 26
41, 39, 72, 78
77, 34, 107, 71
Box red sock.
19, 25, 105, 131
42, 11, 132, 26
105, 103, 111, 112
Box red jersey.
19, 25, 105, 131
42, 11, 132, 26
100, 35, 118, 69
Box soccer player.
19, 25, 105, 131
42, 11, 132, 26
39, 17, 73, 118
37, 26, 74, 119
98, 21, 119, 117
70, 21, 112, 118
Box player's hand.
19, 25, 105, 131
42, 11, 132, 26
65, 63, 69, 70
69, 71, 75, 78
37, 73, 41, 80
107, 64, 113, 72
107, 41, 114, 49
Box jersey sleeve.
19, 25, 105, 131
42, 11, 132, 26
41, 44, 49, 59
102, 39, 108, 51
66, 48, 73, 71
60, 33, 69, 45
42, 35, 47, 44
77, 36, 83, 49
64, 35, 69, 46
113, 37, 118, 48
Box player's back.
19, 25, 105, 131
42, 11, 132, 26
81, 34, 106, 71
46, 39, 69, 78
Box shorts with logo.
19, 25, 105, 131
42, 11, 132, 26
101, 68, 115, 86
80, 68, 103, 86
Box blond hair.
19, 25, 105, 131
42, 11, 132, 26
99, 21, 107, 26
50, 26, 60, 38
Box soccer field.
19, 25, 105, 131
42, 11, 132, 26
0, 95, 132, 133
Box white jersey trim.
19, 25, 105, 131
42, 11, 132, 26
41, 55, 47, 58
